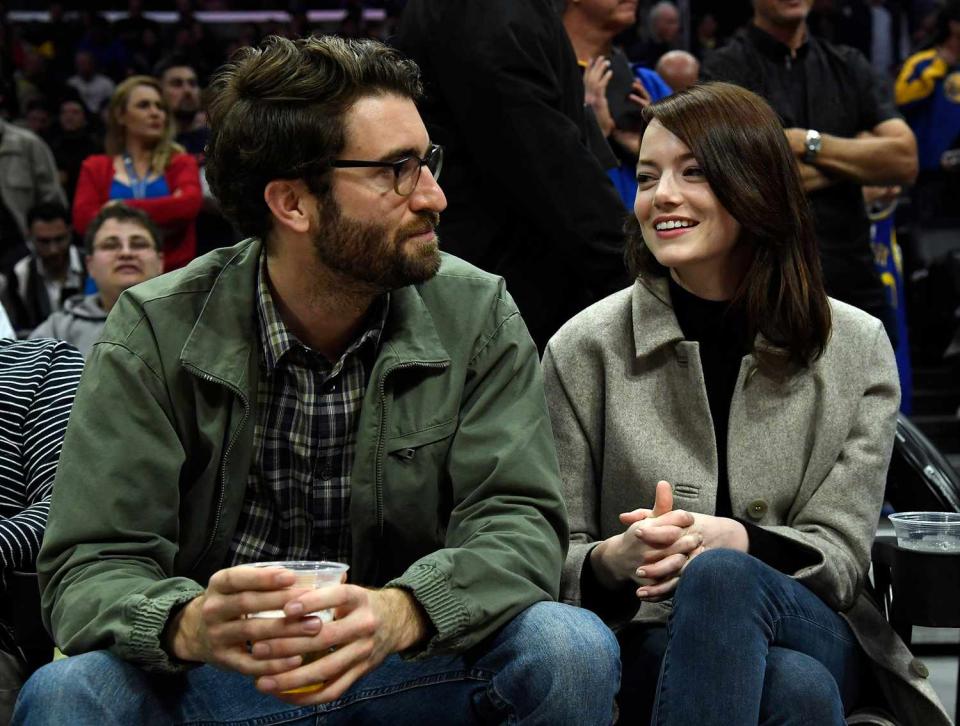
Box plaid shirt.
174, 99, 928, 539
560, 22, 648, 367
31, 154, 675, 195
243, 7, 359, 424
228, 254, 388, 567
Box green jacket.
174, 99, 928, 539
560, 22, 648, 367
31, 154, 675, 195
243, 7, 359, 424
38, 238, 567, 672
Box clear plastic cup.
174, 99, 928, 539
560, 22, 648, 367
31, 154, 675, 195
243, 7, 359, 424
888, 512, 960, 553
246, 560, 349, 694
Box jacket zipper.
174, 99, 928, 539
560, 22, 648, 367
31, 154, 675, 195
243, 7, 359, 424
185, 365, 249, 570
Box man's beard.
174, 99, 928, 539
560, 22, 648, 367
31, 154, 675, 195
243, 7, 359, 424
312, 196, 442, 292
173, 102, 199, 126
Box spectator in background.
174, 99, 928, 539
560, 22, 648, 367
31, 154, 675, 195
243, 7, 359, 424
20, 99, 53, 144
692, 13, 719, 59
49, 94, 104, 205
0, 337, 83, 724
155, 55, 207, 155
156, 55, 236, 255
395, 0, 629, 350
629, 1, 681, 68
32, 204, 163, 358
67, 51, 115, 116
73, 75, 201, 272
0, 119, 66, 264
655, 49, 700, 92
563, 0, 673, 206
1, 202, 84, 334
895, 0, 960, 222
702, 0, 918, 345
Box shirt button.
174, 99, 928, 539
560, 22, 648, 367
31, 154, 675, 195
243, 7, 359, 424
746, 499, 768, 520
321, 467, 333, 480
909, 658, 929, 679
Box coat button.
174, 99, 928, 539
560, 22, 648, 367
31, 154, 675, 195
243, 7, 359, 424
909, 658, 929, 678
746, 499, 768, 520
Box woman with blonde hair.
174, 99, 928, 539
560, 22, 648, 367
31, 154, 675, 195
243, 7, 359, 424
73, 75, 201, 271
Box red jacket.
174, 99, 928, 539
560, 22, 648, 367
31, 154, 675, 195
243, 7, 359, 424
72, 153, 202, 272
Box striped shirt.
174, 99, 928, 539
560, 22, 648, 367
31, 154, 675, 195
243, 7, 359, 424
0, 338, 83, 590
227, 254, 388, 567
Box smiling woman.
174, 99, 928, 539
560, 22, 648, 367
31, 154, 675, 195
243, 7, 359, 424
71, 75, 202, 272
543, 82, 949, 725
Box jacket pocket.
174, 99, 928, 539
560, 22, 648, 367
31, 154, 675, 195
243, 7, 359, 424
386, 418, 458, 462
382, 418, 458, 555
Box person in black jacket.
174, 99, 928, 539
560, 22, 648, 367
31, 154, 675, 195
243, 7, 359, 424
394, 0, 629, 349
701, 0, 918, 343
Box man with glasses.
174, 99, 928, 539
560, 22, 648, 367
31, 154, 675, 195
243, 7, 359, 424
16, 36, 619, 726
31, 204, 163, 358
0, 202, 84, 334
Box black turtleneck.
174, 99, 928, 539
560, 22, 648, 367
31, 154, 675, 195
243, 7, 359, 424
669, 276, 751, 518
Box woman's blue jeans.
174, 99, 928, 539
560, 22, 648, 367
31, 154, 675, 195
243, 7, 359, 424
651, 549, 865, 726
13, 601, 620, 725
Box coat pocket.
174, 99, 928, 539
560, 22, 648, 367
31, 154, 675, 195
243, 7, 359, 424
382, 418, 458, 549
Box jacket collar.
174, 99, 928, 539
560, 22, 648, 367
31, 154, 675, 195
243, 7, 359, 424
178, 238, 451, 394
631, 273, 684, 358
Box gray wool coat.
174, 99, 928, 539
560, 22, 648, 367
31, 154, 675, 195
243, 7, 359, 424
542, 275, 951, 726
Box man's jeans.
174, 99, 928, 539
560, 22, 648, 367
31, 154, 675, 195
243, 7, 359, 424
13, 602, 620, 725
653, 549, 864, 726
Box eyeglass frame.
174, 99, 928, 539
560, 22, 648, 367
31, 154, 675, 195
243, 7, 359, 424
327, 143, 444, 196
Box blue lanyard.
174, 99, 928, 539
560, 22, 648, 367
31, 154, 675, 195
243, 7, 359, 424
122, 153, 148, 199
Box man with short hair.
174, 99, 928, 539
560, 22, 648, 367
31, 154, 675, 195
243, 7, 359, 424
702, 0, 919, 341
630, 1, 681, 67
15, 36, 619, 725
49, 93, 103, 204
155, 54, 208, 155
31, 204, 163, 358
66, 51, 116, 116
1, 202, 83, 333
655, 50, 700, 92
155, 54, 236, 255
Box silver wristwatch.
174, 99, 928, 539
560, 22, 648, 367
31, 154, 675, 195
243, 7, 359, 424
803, 129, 822, 163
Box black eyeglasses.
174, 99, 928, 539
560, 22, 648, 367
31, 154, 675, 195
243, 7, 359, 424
329, 143, 443, 196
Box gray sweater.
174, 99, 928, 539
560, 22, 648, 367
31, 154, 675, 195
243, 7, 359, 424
30, 294, 107, 359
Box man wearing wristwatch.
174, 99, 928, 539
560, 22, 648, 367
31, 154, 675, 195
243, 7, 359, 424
702, 0, 918, 344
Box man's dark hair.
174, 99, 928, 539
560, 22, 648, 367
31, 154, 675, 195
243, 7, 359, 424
153, 53, 198, 81
205, 34, 424, 240
26, 201, 69, 229
626, 82, 832, 375
84, 203, 163, 255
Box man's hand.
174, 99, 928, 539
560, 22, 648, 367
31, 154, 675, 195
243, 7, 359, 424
628, 78, 652, 109
583, 56, 615, 137
785, 127, 807, 158
249, 586, 429, 704
166, 565, 315, 676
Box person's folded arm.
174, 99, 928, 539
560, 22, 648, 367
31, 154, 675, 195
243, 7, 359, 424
789, 119, 918, 187
125, 154, 203, 228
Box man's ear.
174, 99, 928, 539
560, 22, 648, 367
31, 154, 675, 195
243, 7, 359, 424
264, 179, 314, 235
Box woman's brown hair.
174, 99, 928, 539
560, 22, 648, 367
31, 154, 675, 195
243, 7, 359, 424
626, 81, 831, 373
105, 75, 183, 176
